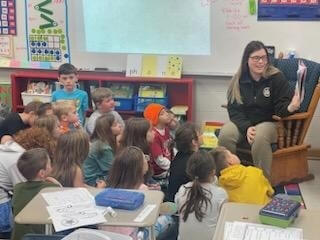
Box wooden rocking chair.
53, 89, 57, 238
235, 58, 320, 186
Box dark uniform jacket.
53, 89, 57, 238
227, 71, 294, 135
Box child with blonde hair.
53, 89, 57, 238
83, 113, 121, 186
53, 100, 80, 134
210, 146, 274, 204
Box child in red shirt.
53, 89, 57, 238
144, 103, 172, 179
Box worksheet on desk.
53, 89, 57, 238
42, 188, 94, 207
224, 221, 303, 240
42, 188, 106, 232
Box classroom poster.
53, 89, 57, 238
258, 0, 320, 21
25, 0, 70, 64
0, 35, 13, 57
0, 0, 16, 35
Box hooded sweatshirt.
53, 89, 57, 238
0, 141, 26, 203
219, 164, 274, 205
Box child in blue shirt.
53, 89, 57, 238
52, 63, 88, 125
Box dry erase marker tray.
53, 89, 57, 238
259, 197, 301, 228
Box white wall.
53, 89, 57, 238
1, 69, 319, 149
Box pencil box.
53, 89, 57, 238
259, 196, 301, 228
95, 188, 145, 210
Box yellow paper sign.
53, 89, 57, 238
165, 56, 182, 78
142, 55, 157, 77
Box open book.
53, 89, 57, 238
295, 60, 307, 104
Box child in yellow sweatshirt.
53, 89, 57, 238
210, 146, 274, 205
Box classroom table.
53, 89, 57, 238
213, 202, 320, 240
15, 187, 164, 240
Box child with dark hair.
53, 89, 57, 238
175, 150, 227, 240
11, 148, 60, 240
36, 102, 53, 117
167, 122, 203, 201
0, 101, 42, 143
52, 63, 88, 126
210, 146, 274, 204
83, 113, 121, 186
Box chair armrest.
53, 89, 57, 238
272, 112, 310, 121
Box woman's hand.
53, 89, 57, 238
287, 91, 300, 113
247, 126, 256, 145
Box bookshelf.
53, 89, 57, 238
11, 70, 194, 120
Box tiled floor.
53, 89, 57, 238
299, 160, 320, 210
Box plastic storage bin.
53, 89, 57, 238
21, 92, 51, 105
114, 97, 134, 111
134, 95, 169, 112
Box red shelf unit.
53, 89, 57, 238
11, 70, 194, 120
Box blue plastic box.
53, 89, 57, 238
114, 97, 134, 111
95, 188, 145, 210
134, 95, 169, 112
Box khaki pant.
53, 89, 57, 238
218, 121, 277, 180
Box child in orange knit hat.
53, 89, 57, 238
143, 103, 173, 179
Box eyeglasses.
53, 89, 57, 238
249, 55, 268, 62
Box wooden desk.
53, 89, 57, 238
213, 202, 320, 240
15, 187, 164, 240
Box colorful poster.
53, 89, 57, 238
0, 0, 16, 35
258, 0, 320, 21
25, 0, 70, 64
0, 35, 13, 57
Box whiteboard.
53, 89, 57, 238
9, 0, 320, 76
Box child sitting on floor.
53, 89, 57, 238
143, 104, 173, 180
210, 146, 274, 204
53, 100, 80, 134
11, 148, 61, 240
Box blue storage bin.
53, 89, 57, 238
134, 95, 169, 112
114, 98, 134, 111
